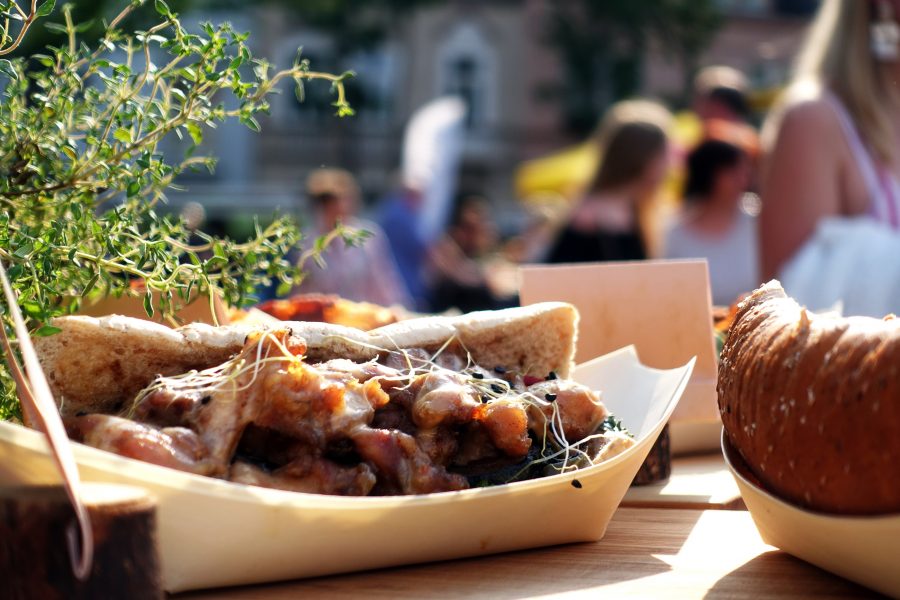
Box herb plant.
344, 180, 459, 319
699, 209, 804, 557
0, 0, 359, 420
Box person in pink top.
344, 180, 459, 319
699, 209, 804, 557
761, 0, 900, 282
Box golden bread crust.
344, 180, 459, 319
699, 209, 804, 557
718, 281, 900, 514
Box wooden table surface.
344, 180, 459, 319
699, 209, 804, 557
621, 453, 744, 510
178, 508, 881, 599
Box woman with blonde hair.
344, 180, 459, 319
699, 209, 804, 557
546, 99, 672, 264
760, 0, 900, 314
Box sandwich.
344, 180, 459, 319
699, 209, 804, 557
35, 303, 635, 496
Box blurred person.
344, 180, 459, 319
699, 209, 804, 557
378, 182, 431, 311
760, 0, 900, 315
546, 100, 672, 264
428, 195, 515, 313
180, 201, 208, 253
693, 66, 752, 124
663, 139, 759, 306
503, 197, 567, 265
297, 168, 412, 308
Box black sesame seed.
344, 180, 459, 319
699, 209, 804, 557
75, 411, 87, 417
493, 366, 507, 374
571, 479, 582, 489
545, 393, 557, 402
491, 383, 504, 394
480, 394, 488, 403
547, 371, 558, 380
472, 372, 484, 380
200, 395, 212, 405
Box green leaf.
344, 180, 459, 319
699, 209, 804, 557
294, 81, 305, 104
334, 103, 355, 118
0, 59, 17, 80
185, 122, 203, 146
12, 243, 33, 259
154, 0, 171, 17
36, 0, 56, 17
276, 280, 292, 297
34, 325, 62, 337
82, 273, 100, 297
143, 292, 154, 318
113, 128, 132, 144
242, 116, 260, 132
74, 19, 96, 33
21, 300, 43, 319
205, 256, 228, 270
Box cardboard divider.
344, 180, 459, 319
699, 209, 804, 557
520, 259, 719, 453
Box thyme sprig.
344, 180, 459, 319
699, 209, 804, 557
0, 0, 360, 420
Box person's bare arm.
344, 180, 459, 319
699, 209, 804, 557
759, 100, 844, 280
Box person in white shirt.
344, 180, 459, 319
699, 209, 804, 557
663, 139, 759, 306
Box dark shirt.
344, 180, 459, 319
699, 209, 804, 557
546, 226, 646, 264
429, 278, 497, 314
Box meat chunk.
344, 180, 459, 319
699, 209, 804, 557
473, 401, 532, 457
316, 358, 399, 384
65, 414, 213, 475
351, 427, 468, 495
411, 371, 480, 429
415, 426, 459, 465
229, 456, 376, 496
130, 387, 205, 428
132, 330, 390, 475
526, 380, 608, 444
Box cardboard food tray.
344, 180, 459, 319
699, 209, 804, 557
723, 434, 900, 598
520, 260, 719, 455
0, 346, 693, 593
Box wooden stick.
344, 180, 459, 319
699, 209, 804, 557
0, 261, 94, 577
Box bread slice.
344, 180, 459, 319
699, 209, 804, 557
36, 303, 578, 417
369, 303, 578, 379
34, 315, 248, 418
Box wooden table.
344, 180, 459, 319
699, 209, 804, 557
622, 453, 745, 510
178, 508, 880, 599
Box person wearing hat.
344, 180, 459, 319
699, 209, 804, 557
295, 168, 412, 309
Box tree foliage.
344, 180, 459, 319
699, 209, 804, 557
544, 0, 723, 134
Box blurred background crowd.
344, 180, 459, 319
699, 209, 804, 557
56, 0, 900, 316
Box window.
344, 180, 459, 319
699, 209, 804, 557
436, 22, 497, 130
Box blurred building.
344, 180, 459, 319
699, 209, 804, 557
176, 0, 818, 229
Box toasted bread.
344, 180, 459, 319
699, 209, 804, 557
36, 303, 578, 417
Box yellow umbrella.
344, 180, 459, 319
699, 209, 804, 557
514, 141, 599, 203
